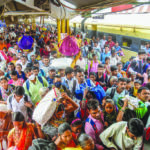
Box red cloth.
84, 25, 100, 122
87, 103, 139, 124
146, 127, 150, 141
40, 48, 50, 56
105, 41, 115, 50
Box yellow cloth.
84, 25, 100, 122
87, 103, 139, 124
133, 87, 138, 97
63, 146, 82, 150
71, 51, 81, 68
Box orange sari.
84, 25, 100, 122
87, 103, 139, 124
8, 123, 35, 150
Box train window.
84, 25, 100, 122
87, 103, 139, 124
122, 37, 132, 48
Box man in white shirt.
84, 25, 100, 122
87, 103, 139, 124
7, 86, 33, 121
100, 118, 144, 150
100, 36, 107, 50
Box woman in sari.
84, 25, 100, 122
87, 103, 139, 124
7, 112, 45, 150
0, 76, 14, 104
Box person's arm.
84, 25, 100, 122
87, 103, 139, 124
61, 93, 78, 113
35, 123, 45, 139
42, 76, 49, 87
116, 100, 128, 122
100, 123, 119, 150
132, 137, 143, 150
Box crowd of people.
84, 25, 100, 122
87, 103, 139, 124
0, 24, 150, 150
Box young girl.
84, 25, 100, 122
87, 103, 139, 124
103, 99, 117, 128
8, 70, 24, 86
71, 118, 83, 140
143, 67, 150, 86
89, 72, 100, 86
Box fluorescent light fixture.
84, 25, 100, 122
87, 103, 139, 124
60, 0, 76, 9
136, 0, 150, 2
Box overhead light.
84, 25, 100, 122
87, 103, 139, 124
136, 0, 150, 2
60, 0, 76, 9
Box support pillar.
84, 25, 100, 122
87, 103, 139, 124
32, 17, 36, 31
73, 23, 76, 34
66, 19, 70, 35
61, 19, 66, 33
57, 19, 61, 43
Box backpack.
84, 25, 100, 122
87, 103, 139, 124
109, 87, 128, 99
9, 94, 33, 121
26, 76, 44, 92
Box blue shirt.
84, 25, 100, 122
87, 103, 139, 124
101, 52, 111, 64
46, 77, 54, 88
17, 71, 27, 81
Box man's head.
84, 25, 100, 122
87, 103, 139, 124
53, 75, 62, 88
138, 51, 145, 60
87, 100, 101, 120
104, 45, 109, 53
147, 57, 150, 64
14, 86, 25, 101
16, 64, 22, 73
33, 61, 39, 68
58, 123, 72, 145
145, 42, 149, 48
105, 57, 110, 64
24, 67, 32, 79
137, 87, 149, 102
110, 65, 118, 76
127, 118, 144, 140
65, 67, 74, 80
89, 72, 96, 83
108, 36, 112, 42
31, 66, 39, 76
75, 68, 84, 84
92, 54, 97, 61
126, 78, 132, 90
134, 80, 141, 90
48, 67, 56, 79
117, 62, 123, 71
97, 64, 104, 74
30, 54, 36, 62
94, 42, 98, 47
42, 56, 50, 66
115, 42, 119, 47
7, 62, 15, 72
14, 44, 18, 50
117, 78, 127, 92
10, 70, 18, 81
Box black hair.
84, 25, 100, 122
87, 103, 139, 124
127, 118, 144, 137
122, 109, 136, 122
105, 57, 110, 61
0, 76, 8, 81
58, 122, 72, 135
10, 70, 18, 76
56, 104, 65, 113
33, 61, 39, 65
117, 62, 122, 66
8, 62, 15, 66
110, 65, 118, 72
138, 51, 146, 55
126, 78, 131, 84
71, 118, 82, 127
78, 134, 93, 148
148, 75, 150, 80
145, 83, 150, 90
92, 53, 96, 58
32, 66, 39, 71
147, 57, 150, 62
12, 111, 25, 122
16, 64, 22, 69
14, 86, 25, 96
89, 72, 97, 78
134, 80, 142, 85
98, 64, 104, 68
65, 67, 74, 75
118, 78, 127, 83
24, 67, 32, 74
87, 99, 99, 110
104, 44, 109, 48
75, 68, 84, 76
137, 87, 149, 94
88, 46, 92, 51
26, 63, 33, 68
54, 75, 61, 80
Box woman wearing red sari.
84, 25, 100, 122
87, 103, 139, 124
7, 112, 45, 150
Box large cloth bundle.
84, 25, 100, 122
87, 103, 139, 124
32, 88, 61, 126
51, 58, 73, 69
59, 36, 80, 56
17, 35, 34, 50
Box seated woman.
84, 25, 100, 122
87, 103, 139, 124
8, 70, 24, 87
0, 76, 14, 104
7, 112, 45, 150
54, 123, 77, 150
